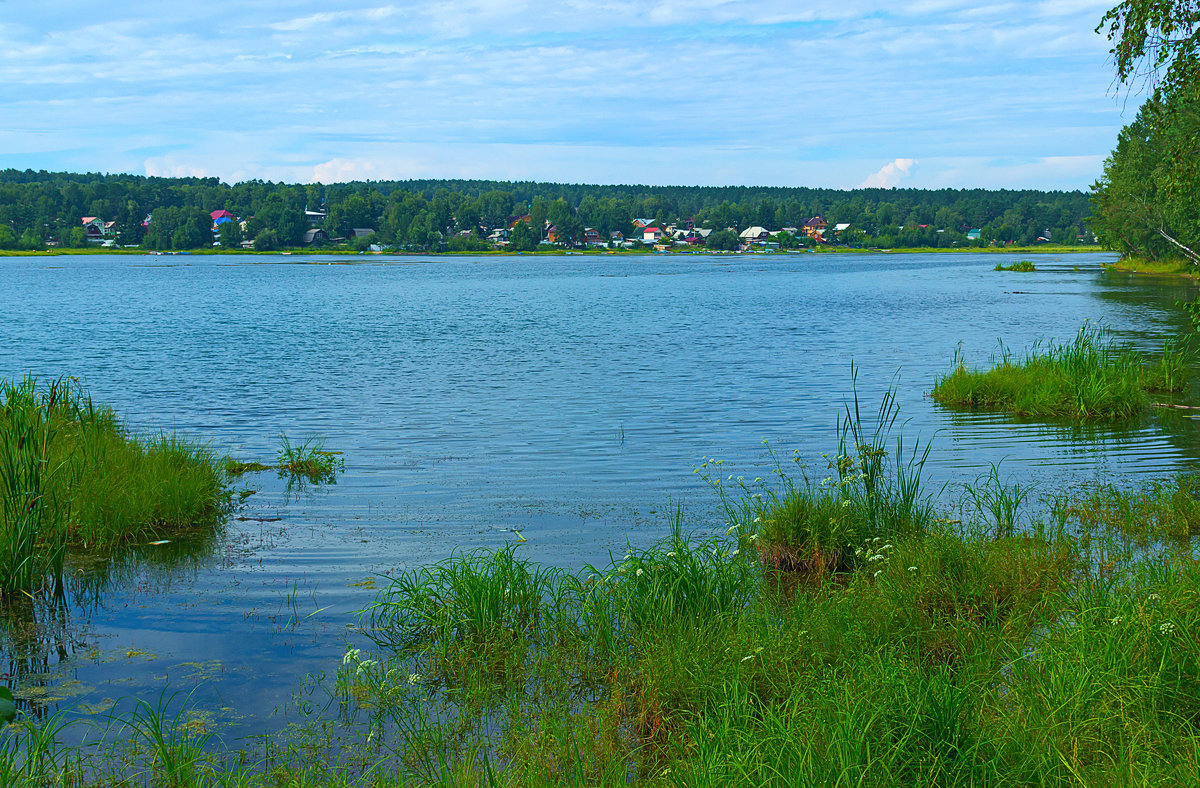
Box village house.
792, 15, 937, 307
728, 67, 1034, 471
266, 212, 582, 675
583, 227, 603, 246
302, 228, 329, 244
739, 226, 771, 245
80, 216, 115, 241
803, 216, 828, 240
643, 227, 664, 243
349, 228, 375, 239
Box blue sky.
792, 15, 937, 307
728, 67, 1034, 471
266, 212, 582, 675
0, 1, 1144, 190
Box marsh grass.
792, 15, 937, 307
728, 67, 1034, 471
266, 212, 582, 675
276, 434, 344, 484
6, 385, 1200, 785
3, 477, 1200, 785
700, 371, 936, 576
0, 377, 231, 599
931, 324, 1192, 420
994, 260, 1036, 272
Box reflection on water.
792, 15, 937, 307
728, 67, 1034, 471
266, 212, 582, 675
1, 250, 1198, 738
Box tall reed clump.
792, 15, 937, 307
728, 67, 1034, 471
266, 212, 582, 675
931, 323, 1191, 420
1, 376, 231, 561
700, 371, 936, 576
0, 379, 67, 599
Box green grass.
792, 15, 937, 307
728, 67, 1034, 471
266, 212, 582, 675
276, 434, 343, 483
6, 382, 1200, 785
0, 377, 231, 598
994, 259, 1036, 271
4, 468, 1200, 785
931, 323, 1191, 420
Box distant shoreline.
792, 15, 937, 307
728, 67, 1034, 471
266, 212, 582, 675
0, 244, 1106, 259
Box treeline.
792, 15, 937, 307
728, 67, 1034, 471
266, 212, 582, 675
1089, 79, 1200, 263
1089, 1, 1200, 264
0, 169, 1093, 251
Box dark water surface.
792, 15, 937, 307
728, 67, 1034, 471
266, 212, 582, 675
1, 251, 1197, 738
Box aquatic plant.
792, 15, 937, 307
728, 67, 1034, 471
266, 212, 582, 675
0, 378, 66, 599
931, 323, 1191, 420
0, 376, 232, 599
276, 433, 343, 483
699, 370, 936, 575
994, 260, 1037, 271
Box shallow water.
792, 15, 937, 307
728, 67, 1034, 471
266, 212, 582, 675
1, 251, 1197, 740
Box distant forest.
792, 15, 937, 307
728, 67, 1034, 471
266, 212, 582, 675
0, 169, 1095, 252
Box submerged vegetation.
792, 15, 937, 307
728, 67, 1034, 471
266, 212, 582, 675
931, 323, 1191, 420
0, 377, 230, 598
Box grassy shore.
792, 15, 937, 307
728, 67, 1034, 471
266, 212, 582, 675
4, 384, 1200, 786
0, 377, 232, 599
1104, 255, 1197, 277
1, 244, 1106, 258
931, 324, 1190, 421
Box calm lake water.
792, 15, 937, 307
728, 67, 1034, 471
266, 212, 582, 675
1, 250, 1197, 740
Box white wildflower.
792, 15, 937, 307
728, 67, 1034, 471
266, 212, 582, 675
907, 566, 918, 573
1148, 593, 1162, 602
636, 568, 644, 577
408, 673, 423, 684
1160, 622, 1175, 635
1110, 616, 1123, 625
343, 648, 362, 665
873, 570, 883, 578
741, 655, 754, 662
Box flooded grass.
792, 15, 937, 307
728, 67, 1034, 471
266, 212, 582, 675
1, 378, 231, 599
276, 433, 344, 484
931, 323, 1191, 420
994, 259, 1036, 272
5, 384, 1200, 785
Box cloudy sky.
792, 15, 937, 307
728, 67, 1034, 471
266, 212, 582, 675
0, 1, 1144, 190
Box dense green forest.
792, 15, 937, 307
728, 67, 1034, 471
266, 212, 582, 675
1089, 1, 1200, 264
0, 168, 1093, 252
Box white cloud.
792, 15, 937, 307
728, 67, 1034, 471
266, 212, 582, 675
0, 1, 1145, 189
144, 156, 210, 179
858, 159, 917, 188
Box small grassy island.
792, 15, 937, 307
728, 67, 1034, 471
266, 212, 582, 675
930, 324, 1190, 421
993, 259, 1036, 272
0, 377, 232, 599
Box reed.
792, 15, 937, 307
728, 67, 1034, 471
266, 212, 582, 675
276, 433, 344, 483
0, 377, 232, 599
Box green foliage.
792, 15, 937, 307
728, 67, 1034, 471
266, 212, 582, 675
993, 259, 1036, 271
216, 219, 243, 248
1092, 2, 1200, 263
705, 228, 740, 251
276, 434, 343, 483
508, 220, 538, 251
252, 228, 279, 251
0, 376, 231, 598
931, 323, 1190, 420
0, 169, 1094, 255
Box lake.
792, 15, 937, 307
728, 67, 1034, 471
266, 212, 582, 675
1, 250, 1197, 739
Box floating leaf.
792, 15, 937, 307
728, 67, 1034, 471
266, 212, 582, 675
0, 686, 16, 723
